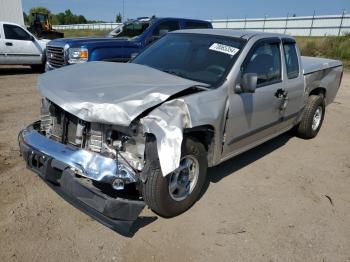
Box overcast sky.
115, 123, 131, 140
22, 0, 350, 22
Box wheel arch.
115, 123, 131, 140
309, 87, 327, 98
183, 125, 215, 164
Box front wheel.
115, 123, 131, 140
142, 136, 207, 217
295, 95, 325, 139
30, 63, 45, 73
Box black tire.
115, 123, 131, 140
30, 63, 45, 73
296, 95, 325, 139
142, 136, 208, 218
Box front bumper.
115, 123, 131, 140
45, 61, 61, 71
18, 122, 145, 235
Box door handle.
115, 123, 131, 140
5, 42, 13, 46
275, 88, 289, 112
274, 88, 288, 99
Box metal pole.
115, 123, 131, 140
338, 9, 346, 36
309, 10, 315, 37
244, 16, 247, 30
284, 13, 289, 34
263, 15, 267, 32
122, 0, 125, 22
226, 16, 228, 28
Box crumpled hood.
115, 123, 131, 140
39, 62, 205, 126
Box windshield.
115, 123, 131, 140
35, 14, 48, 22
109, 21, 150, 39
132, 33, 245, 86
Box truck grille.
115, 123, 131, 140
50, 112, 79, 146
88, 123, 103, 153
47, 46, 65, 68
40, 101, 103, 152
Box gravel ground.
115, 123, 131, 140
0, 65, 349, 262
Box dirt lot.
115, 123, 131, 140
0, 65, 349, 262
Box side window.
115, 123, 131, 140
185, 22, 210, 29
152, 21, 180, 37
4, 24, 31, 41
242, 41, 281, 86
283, 43, 299, 79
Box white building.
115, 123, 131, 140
0, 0, 24, 26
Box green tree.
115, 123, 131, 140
55, 12, 66, 24
116, 13, 122, 23
78, 15, 87, 24
64, 9, 75, 24
25, 6, 97, 25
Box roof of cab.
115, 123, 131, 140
154, 17, 211, 23
0, 21, 23, 26
135, 17, 211, 23
172, 28, 295, 40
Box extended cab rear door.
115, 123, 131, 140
222, 38, 285, 158
277, 38, 305, 130
3, 23, 42, 65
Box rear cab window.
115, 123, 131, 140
283, 40, 300, 79
185, 21, 211, 29
152, 21, 180, 37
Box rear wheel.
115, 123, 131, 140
296, 95, 325, 139
142, 136, 207, 217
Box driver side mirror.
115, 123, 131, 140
29, 35, 35, 42
235, 73, 258, 93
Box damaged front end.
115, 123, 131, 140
40, 98, 147, 189
19, 99, 149, 235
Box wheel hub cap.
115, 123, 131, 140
168, 155, 199, 202
312, 106, 323, 131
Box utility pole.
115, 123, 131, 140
338, 9, 346, 36
122, 0, 125, 22
309, 10, 316, 37
284, 12, 289, 34
263, 15, 268, 32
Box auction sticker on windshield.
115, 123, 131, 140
209, 43, 240, 56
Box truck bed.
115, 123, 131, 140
302, 56, 342, 75
302, 56, 343, 105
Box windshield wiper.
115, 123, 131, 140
162, 69, 187, 78
161, 69, 211, 89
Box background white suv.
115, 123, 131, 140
0, 22, 48, 72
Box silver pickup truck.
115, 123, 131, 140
18, 29, 343, 234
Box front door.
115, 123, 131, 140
222, 38, 284, 158
3, 24, 42, 64
0, 26, 7, 64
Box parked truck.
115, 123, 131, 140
45, 16, 212, 71
0, 21, 48, 71
19, 29, 343, 235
